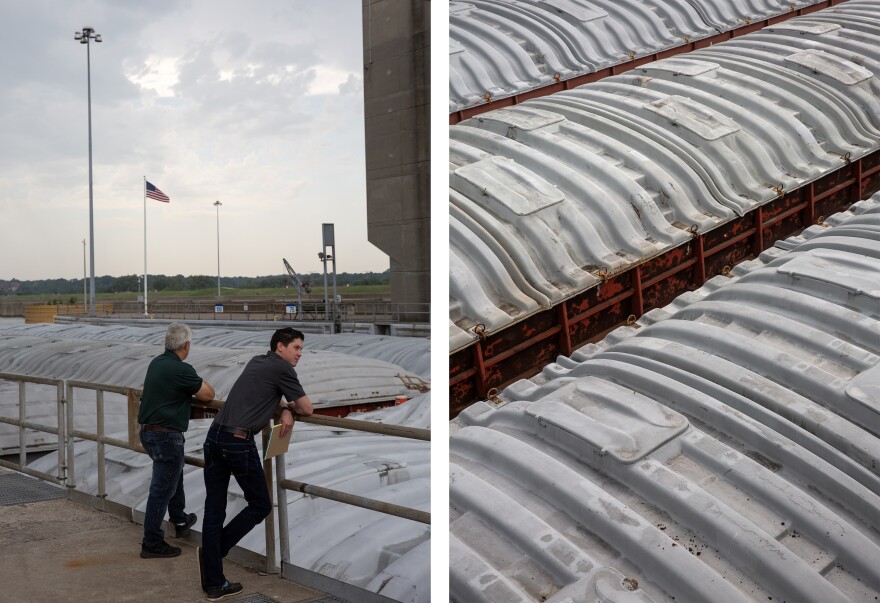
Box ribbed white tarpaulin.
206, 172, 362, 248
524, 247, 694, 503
450, 0, 841, 113
450, 1, 880, 352
450, 195, 880, 602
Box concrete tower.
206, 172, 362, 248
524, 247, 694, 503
362, 0, 430, 321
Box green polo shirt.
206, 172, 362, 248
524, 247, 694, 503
138, 350, 204, 432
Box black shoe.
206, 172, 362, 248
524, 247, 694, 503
175, 512, 198, 537
205, 581, 243, 600
140, 540, 182, 558
197, 546, 207, 590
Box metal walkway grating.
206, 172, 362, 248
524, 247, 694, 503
0, 473, 66, 506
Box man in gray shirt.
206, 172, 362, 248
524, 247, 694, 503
198, 327, 313, 600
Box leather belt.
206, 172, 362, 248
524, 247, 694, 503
216, 425, 253, 440
141, 424, 180, 433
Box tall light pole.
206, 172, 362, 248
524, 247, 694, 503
74, 26, 101, 318
213, 200, 222, 297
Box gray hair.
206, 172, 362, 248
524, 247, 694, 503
165, 323, 192, 351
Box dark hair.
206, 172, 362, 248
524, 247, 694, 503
270, 327, 304, 352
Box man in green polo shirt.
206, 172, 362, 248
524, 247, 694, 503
138, 323, 215, 558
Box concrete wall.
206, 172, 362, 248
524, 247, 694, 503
362, 0, 430, 316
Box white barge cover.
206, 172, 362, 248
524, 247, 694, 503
450, 0, 880, 352
450, 0, 839, 114
0, 337, 426, 407
0, 332, 427, 452
0, 324, 430, 379
450, 196, 880, 602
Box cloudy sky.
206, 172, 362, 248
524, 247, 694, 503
0, 0, 389, 281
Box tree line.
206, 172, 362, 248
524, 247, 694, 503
0, 271, 390, 296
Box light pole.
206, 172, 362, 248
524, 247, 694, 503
213, 200, 222, 297
82, 239, 87, 311
319, 224, 337, 321
74, 26, 101, 318
318, 251, 329, 319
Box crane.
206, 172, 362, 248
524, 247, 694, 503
283, 258, 311, 319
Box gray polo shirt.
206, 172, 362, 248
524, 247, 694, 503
214, 351, 307, 433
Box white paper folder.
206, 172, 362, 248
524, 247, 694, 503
263, 423, 292, 459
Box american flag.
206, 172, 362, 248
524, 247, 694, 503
146, 181, 170, 203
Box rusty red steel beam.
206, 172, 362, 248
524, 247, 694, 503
449, 153, 880, 418
568, 286, 635, 325
449, 0, 850, 125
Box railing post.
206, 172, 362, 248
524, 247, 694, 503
127, 389, 142, 452
262, 425, 278, 573
57, 380, 66, 483
66, 382, 76, 489
18, 381, 26, 470
275, 432, 291, 569
96, 389, 106, 499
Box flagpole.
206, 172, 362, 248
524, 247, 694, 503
143, 176, 148, 317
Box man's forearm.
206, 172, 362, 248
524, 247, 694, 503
292, 395, 314, 416
194, 380, 215, 402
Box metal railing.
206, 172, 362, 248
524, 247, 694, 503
279, 413, 431, 525
0, 373, 430, 602
65, 380, 135, 499
0, 372, 66, 484
272, 413, 431, 591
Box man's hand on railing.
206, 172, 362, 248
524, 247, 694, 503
279, 406, 294, 438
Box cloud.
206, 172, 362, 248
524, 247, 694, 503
125, 55, 181, 97
307, 66, 362, 96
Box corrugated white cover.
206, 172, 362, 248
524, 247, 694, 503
450, 0, 835, 113
450, 196, 880, 602
0, 330, 428, 453
450, 2, 880, 352
0, 324, 430, 378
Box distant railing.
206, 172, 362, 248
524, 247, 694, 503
48, 301, 431, 325
0, 373, 429, 602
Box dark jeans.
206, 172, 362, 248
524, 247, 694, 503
202, 427, 272, 589
140, 429, 188, 548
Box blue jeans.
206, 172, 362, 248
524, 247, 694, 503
140, 429, 188, 548
202, 427, 272, 589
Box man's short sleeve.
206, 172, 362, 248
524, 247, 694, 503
174, 362, 204, 396
279, 365, 306, 402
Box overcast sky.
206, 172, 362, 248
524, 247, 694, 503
0, 0, 388, 281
